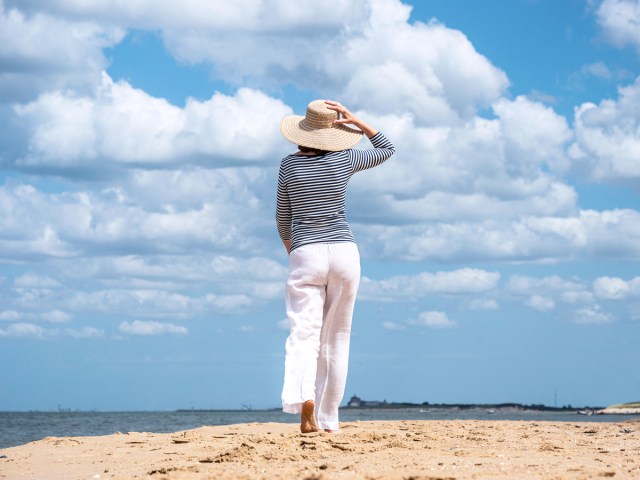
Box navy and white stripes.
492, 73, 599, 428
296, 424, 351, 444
276, 132, 395, 252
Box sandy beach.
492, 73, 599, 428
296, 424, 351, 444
1, 419, 639, 479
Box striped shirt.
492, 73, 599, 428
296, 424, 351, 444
276, 132, 395, 251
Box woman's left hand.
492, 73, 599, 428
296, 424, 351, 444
325, 100, 378, 138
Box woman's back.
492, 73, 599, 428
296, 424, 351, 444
276, 132, 395, 252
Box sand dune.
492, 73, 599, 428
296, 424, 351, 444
1, 419, 639, 479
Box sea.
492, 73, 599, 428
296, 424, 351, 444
1, 408, 638, 450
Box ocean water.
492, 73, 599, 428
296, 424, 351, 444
0, 409, 637, 449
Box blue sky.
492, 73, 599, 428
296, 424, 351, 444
1, 0, 639, 411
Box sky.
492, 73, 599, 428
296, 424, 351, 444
0, 0, 639, 412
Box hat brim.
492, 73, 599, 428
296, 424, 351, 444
280, 115, 364, 152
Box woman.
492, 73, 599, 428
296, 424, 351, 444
276, 100, 395, 433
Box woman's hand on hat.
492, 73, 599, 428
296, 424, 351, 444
325, 100, 378, 138
325, 100, 354, 123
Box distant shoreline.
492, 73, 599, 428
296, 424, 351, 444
4, 401, 638, 415
173, 403, 611, 414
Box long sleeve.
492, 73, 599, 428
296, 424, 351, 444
276, 163, 292, 241
348, 132, 395, 173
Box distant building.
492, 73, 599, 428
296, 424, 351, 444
346, 395, 388, 408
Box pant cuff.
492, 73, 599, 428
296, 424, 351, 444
282, 402, 302, 414
317, 420, 339, 431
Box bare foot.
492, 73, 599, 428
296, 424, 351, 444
323, 429, 342, 434
300, 400, 318, 433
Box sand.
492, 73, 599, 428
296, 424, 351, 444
1, 419, 639, 479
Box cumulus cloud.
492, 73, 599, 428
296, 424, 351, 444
356, 209, 640, 262
0, 321, 105, 339
525, 295, 555, 312
409, 311, 455, 328
0, 322, 46, 338
596, 0, 640, 51
14, 273, 61, 288
65, 326, 104, 338
0, 309, 73, 323
0, 310, 21, 322
68, 289, 250, 317
346, 97, 576, 230
507, 275, 586, 296
492, 96, 572, 175
14, 77, 291, 168
570, 76, 640, 181
119, 320, 187, 336
9, 0, 506, 123
573, 305, 615, 325
1, 0, 639, 342
40, 310, 73, 323
507, 274, 593, 311
0, 2, 123, 102
8, 0, 366, 32
593, 275, 640, 299
360, 268, 500, 301
0, 171, 274, 262
338, 18, 508, 122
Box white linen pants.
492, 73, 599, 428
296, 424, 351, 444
281, 242, 360, 431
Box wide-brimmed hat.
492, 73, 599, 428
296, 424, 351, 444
280, 100, 363, 151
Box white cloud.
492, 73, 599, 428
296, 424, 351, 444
202, 293, 253, 311
573, 305, 615, 325
596, 0, 640, 51
347, 99, 576, 229
467, 299, 499, 311
14, 273, 61, 288
593, 275, 640, 299
492, 96, 572, 175
570, 76, 640, 181
1, 0, 639, 344
356, 209, 640, 262
0, 2, 123, 102
158, 0, 508, 121
561, 291, 595, 304
0, 310, 22, 322
507, 275, 586, 296
41, 310, 73, 323
382, 321, 406, 330
11, 0, 506, 122
9, 0, 367, 32
68, 289, 244, 315
593, 276, 630, 299
507, 274, 595, 312
0, 175, 272, 262
339, 19, 508, 123
65, 326, 104, 338
360, 268, 500, 301
409, 311, 455, 328
0, 309, 72, 323
118, 320, 187, 336
0, 322, 46, 338
581, 61, 613, 80
15, 76, 291, 167
525, 295, 555, 312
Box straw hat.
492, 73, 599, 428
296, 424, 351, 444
280, 100, 363, 151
